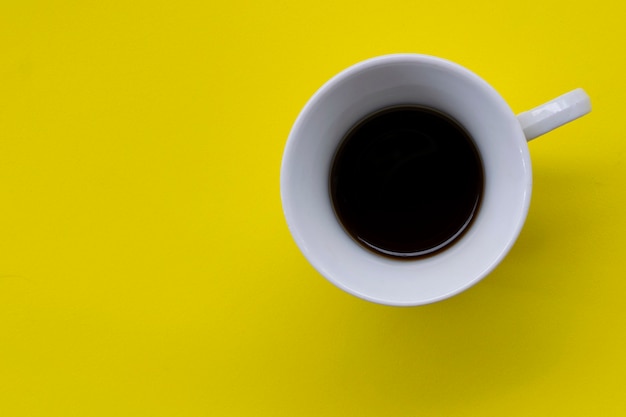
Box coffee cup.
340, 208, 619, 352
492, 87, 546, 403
280, 54, 591, 306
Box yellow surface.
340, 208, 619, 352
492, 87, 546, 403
0, 1, 624, 416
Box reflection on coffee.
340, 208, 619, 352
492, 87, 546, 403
330, 106, 484, 259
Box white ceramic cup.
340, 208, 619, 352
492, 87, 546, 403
280, 54, 591, 306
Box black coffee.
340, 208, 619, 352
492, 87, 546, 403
330, 105, 484, 259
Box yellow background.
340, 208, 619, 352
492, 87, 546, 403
0, 1, 623, 415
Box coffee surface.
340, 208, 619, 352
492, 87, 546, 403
330, 106, 484, 259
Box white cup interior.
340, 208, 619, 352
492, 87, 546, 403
281, 54, 532, 305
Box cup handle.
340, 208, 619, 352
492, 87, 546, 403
517, 88, 591, 141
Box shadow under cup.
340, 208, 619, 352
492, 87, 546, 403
281, 55, 532, 306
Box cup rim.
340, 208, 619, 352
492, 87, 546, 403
281, 54, 532, 306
